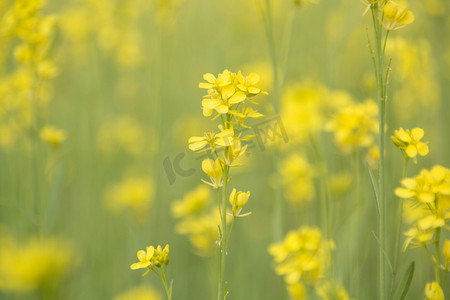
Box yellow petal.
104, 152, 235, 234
416, 142, 429, 156
395, 188, 415, 198
203, 73, 216, 83
396, 128, 411, 143
130, 261, 151, 270
188, 140, 208, 151
202, 98, 220, 109
146, 246, 155, 260
247, 73, 260, 85
199, 82, 214, 89
411, 128, 424, 140
202, 158, 215, 177
221, 85, 235, 99
137, 250, 146, 261
215, 105, 229, 114
228, 91, 246, 105
417, 192, 435, 203
405, 144, 417, 157
399, 10, 414, 25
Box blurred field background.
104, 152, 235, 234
0, 0, 449, 299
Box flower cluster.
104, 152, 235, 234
325, 99, 378, 154
171, 185, 223, 256
130, 244, 169, 276
268, 226, 335, 295
395, 165, 450, 249
391, 127, 429, 162
280, 153, 316, 205
0, 235, 74, 293
0, 0, 60, 149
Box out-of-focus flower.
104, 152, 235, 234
104, 177, 154, 222
326, 99, 378, 154
288, 282, 306, 299
268, 226, 334, 285
366, 145, 380, 169
280, 154, 315, 204
114, 285, 162, 300
425, 281, 444, 300
382, 1, 414, 30
0, 235, 74, 293
39, 126, 67, 147
329, 172, 352, 196
391, 127, 429, 161
316, 281, 351, 300
171, 185, 211, 218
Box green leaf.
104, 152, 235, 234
393, 261, 415, 300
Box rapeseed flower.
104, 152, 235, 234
201, 158, 223, 189
425, 282, 444, 300
395, 165, 450, 249
171, 185, 211, 218
382, 1, 414, 31
130, 244, 169, 276
268, 226, 335, 285
280, 154, 315, 204
391, 127, 429, 161
188, 127, 234, 153
229, 188, 251, 217
39, 126, 67, 147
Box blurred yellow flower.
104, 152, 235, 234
268, 226, 334, 285
172, 185, 212, 218
114, 285, 162, 300
104, 177, 154, 221
39, 125, 67, 147
316, 281, 351, 300
382, 1, 414, 30
0, 235, 74, 293
288, 282, 306, 299
425, 281, 444, 300
391, 127, 429, 160
326, 99, 378, 154
280, 154, 315, 204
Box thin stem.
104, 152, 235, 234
435, 228, 441, 284
389, 156, 409, 299
370, 4, 387, 300
160, 267, 172, 300
218, 164, 229, 300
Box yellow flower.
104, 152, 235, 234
199, 70, 233, 91
268, 226, 334, 285
382, 1, 415, 30
104, 177, 154, 221
280, 154, 315, 204
39, 125, 66, 147
114, 285, 162, 300
188, 127, 234, 153
391, 127, 429, 160
130, 244, 169, 276
288, 282, 306, 299
325, 99, 378, 154
0, 235, 74, 293
234, 71, 267, 98
171, 185, 212, 218
316, 281, 351, 300
229, 188, 251, 217
425, 282, 444, 300
201, 158, 223, 189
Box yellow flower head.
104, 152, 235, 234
425, 281, 444, 300
188, 126, 234, 153
288, 282, 306, 299
268, 226, 334, 285
229, 188, 251, 217
171, 185, 212, 218
201, 158, 223, 189
391, 127, 429, 161
382, 1, 415, 30
130, 244, 169, 276
39, 126, 66, 147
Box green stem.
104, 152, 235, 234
218, 165, 229, 300
370, 4, 387, 300
389, 156, 409, 299
435, 228, 441, 284
160, 267, 172, 300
